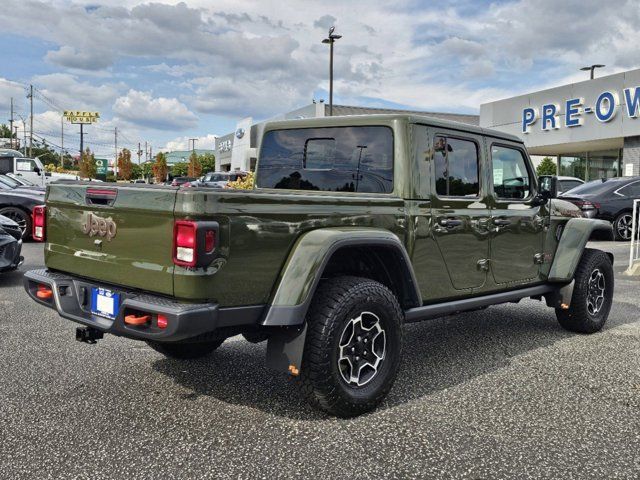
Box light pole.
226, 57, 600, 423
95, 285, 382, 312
322, 26, 342, 116
580, 64, 605, 80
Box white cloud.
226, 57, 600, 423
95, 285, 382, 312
45, 46, 114, 70
113, 89, 198, 130
32, 73, 124, 110
163, 134, 218, 151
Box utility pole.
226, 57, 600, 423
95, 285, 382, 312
114, 126, 118, 178
322, 26, 342, 116
9, 97, 14, 149
28, 85, 33, 158
145, 141, 148, 162
60, 116, 64, 168
189, 138, 198, 151
137, 142, 142, 164
79, 123, 85, 162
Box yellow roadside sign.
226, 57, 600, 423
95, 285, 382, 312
63, 111, 100, 124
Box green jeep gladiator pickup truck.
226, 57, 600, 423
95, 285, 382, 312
24, 114, 614, 417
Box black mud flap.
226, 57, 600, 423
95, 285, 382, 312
544, 281, 575, 309
266, 323, 307, 375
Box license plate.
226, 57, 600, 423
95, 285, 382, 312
91, 287, 120, 319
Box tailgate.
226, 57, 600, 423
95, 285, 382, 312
45, 183, 178, 296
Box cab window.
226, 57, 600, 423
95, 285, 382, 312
258, 126, 393, 193
434, 136, 479, 197
16, 159, 37, 172
491, 145, 532, 199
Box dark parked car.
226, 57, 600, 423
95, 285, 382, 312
560, 176, 640, 240
0, 184, 45, 239
0, 214, 23, 272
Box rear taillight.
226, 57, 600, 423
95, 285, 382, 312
174, 221, 197, 266
172, 220, 218, 267
32, 205, 46, 241
575, 200, 600, 210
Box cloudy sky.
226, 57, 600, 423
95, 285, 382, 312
1, 0, 639, 159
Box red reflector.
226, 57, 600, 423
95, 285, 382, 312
205, 230, 215, 253
36, 285, 53, 299
124, 314, 151, 326
32, 205, 46, 241
86, 188, 117, 197
157, 314, 168, 329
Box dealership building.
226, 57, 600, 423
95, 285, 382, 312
215, 103, 479, 172
480, 67, 640, 181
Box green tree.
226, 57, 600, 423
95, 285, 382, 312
187, 151, 202, 177
152, 153, 168, 183
171, 162, 189, 177
79, 148, 97, 179
536, 157, 557, 176
0, 123, 16, 140
131, 163, 143, 180
199, 152, 216, 173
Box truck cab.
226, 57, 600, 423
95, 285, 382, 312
0, 152, 49, 186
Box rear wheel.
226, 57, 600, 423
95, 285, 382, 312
297, 276, 403, 417
613, 212, 633, 241
556, 248, 614, 333
146, 338, 225, 359
0, 207, 30, 239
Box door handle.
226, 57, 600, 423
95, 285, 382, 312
439, 218, 463, 228
492, 218, 511, 226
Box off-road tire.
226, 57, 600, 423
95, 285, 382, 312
146, 338, 225, 359
556, 248, 614, 333
0, 207, 31, 240
613, 211, 633, 241
297, 276, 403, 417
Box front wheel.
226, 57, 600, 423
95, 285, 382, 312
146, 338, 225, 359
556, 248, 614, 333
297, 276, 403, 417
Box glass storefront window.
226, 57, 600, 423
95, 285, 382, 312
586, 149, 620, 180
559, 154, 586, 179
558, 149, 621, 181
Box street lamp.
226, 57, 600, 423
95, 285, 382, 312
580, 64, 605, 80
322, 26, 342, 116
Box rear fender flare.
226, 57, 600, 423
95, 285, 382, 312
261, 227, 421, 327
548, 218, 614, 282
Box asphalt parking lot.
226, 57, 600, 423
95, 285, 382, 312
0, 242, 639, 479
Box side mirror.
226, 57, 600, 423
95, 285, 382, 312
533, 176, 558, 206
33, 166, 41, 175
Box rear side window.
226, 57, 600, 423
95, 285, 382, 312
491, 145, 531, 199
434, 136, 479, 197
257, 126, 393, 193
618, 181, 640, 197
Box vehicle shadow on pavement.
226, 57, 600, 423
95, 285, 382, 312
0, 268, 25, 288
152, 299, 639, 421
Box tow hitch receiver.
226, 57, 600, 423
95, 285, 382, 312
76, 327, 104, 344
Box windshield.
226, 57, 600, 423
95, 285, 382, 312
0, 175, 20, 188
7, 174, 35, 186
561, 178, 623, 196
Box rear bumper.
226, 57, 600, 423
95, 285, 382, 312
23, 269, 264, 342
